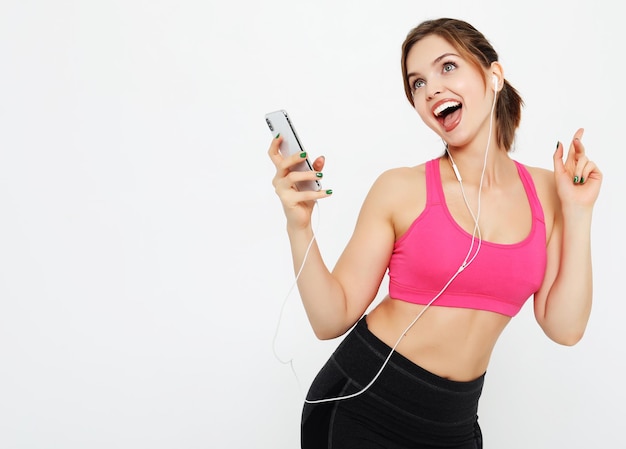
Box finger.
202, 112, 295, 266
267, 134, 284, 165
268, 134, 324, 175
277, 176, 332, 201
564, 128, 585, 166
553, 141, 565, 174
573, 127, 585, 140
285, 169, 325, 187
280, 150, 313, 173
579, 160, 601, 184
284, 189, 333, 204
572, 155, 590, 183
573, 129, 586, 158
311, 155, 326, 172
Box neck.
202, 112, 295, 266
445, 146, 511, 188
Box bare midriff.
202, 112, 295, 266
366, 295, 512, 382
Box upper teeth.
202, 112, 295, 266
434, 101, 461, 117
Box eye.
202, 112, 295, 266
412, 79, 426, 91
442, 61, 457, 73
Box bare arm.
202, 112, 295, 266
286, 177, 395, 338
268, 136, 396, 339
533, 129, 602, 345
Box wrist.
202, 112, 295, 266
561, 203, 594, 224
286, 221, 314, 237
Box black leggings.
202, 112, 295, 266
301, 317, 485, 449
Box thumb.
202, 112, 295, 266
553, 141, 565, 174
312, 155, 325, 172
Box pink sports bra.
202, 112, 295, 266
387, 158, 547, 317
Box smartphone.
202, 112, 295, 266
265, 109, 321, 192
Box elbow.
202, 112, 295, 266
313, 328, 339, 341
311, 319, 352, 341
547, 328, 586, 346
536, 308, 590, 347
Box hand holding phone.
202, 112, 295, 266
265, 110, 322, 192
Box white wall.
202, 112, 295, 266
0, 1, 623, 448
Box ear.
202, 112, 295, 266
489, 61, 504, 92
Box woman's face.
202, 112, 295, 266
405, 34, 494, 148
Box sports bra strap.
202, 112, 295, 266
425, 159, 444, 206
514, 161, 545, 223
427, 158, 544, 224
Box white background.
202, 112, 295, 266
0, 1, 623, 448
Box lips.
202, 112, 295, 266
432, 99, 462, 132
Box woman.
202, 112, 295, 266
267, 18, 602, 449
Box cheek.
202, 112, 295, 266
413, 100, 429, 119
455, 77, 485, 104
415, 107, 441, 134
415, 102, 435, 126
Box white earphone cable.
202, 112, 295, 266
278, 77, 500, 404
272, 200, 321, 398
305, 77, 499, 404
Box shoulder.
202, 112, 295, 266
361, 162, 430, 230
370, 162, 428, 194
520, 164, 557, 199
518, 162, 559, 224
522, 164, 554, 185
364, 163, 428, 209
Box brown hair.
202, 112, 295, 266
401, 18, 523, 151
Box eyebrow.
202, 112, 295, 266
406, 52, 460, 80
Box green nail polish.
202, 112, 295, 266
556, 141, 560, 149
275, 133, 280, 139
573, 176, 579, 183
325, 189, 333, 195
299, 151, 307, 158
316, 172, 323, 178
580, 177, 584, 183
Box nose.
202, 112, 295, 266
426, 88, 441, 101
425, 79, 442, 101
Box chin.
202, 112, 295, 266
439, 133, 463, 148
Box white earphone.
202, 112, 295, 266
450, 75, 498, 186
282, 68, 503, 406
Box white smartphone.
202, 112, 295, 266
265, 109, 322, 192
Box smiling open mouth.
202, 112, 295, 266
434, 101, 462, 131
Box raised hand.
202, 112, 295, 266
267, 135, 332, 229
553, 128, 602, 211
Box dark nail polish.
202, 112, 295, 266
299, 152, 307, 158
275, 133, 280, 139
556, 141, 560, 149
573, 176, 579, 183
316, 172, 323, 178
325, 189, 333, 195
580, 177, 584, 183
